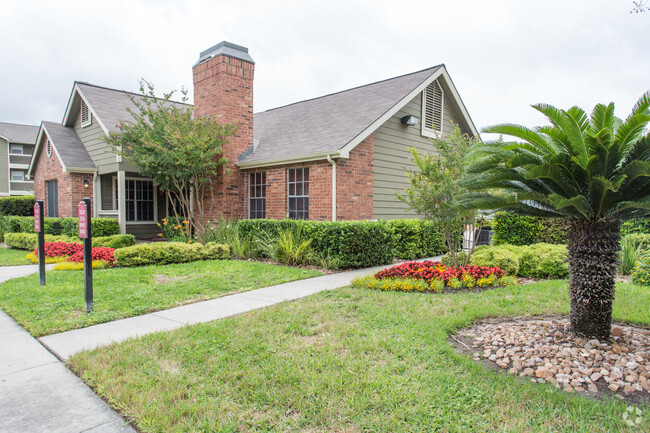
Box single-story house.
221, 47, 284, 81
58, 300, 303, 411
0, 122, 38, 196
28, 41, 478, 238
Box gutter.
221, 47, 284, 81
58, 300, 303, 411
326, 154, 337, 221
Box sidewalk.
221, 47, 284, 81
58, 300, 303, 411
0, 257, 438, 432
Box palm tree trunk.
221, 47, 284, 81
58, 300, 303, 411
567, 219, 620, 340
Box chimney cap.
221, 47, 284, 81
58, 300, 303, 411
194, 41, 255, 66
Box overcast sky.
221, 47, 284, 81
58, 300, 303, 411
2, 0, 648, 138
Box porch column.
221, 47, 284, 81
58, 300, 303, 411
117, 171, 126, 235
92, 172, 99, 218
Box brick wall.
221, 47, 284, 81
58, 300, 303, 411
245, 134, 375, 221
33, 141, 93, 217
193, 53, 254, 221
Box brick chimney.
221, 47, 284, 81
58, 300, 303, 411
192, 41, 254, 220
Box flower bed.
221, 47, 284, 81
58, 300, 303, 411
27, 241, 116, 269
355, 260, 514, 293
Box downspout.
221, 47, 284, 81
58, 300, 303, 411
326, 154, 336, 221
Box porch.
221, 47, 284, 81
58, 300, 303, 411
93, 171, 168, 239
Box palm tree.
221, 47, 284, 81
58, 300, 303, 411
462, 94, 650, 340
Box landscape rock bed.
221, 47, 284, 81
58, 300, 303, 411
453, 316, 650, 405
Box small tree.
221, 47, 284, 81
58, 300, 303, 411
107, 80, 237, 240
396, 125, 481, 266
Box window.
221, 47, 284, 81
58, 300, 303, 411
46, 139, 52, 157
422, 79, 444, 136
249, 172, 266, 219
125, 179, 154, 222
287, 168, 309, 219
10, 144, 23, 155
11, 170, 24, 182
81, 99, 91, 127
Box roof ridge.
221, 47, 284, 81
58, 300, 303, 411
75, 81, 191, 106
0, 121, 39, 128
259, 65, 444, 114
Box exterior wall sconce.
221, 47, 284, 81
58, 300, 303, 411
401, 115, 419, 126
83, 179, 89, 188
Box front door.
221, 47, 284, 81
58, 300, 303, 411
46, 180, 58, 217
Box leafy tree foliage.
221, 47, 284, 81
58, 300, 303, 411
107, 80, 237, 240
396, 126, 482, 266
461, 94, 650, 339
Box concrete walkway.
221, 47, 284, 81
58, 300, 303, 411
0, 265, 135, 433
0, 257, 439, 432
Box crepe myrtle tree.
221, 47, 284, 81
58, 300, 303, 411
460, 93, 650, 340
396, 125, 483, 267
107, 79, 237, 241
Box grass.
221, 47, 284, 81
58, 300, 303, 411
69, 280, 650, 432
0, 260, 322, 337
0, 247, 32, 266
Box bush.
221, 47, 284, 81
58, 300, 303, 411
469, 243, 568, 279
0, 196, 35, 216
385, 219, 446, 260
0, 216, 119, 237
491, 213, 568, 246
631, 252, 650, 285
238, 219, 395, 268
114, 242, 229, 267
469, 245, 519, 275
4, 233, 78, 250
259, 226, 313, 266
92, 234, 136, 249
621, 218, 650, 236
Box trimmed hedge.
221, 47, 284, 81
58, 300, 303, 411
0, 216, 119, 238
5, 233, 136, 251
491, 213, 569, 246
238, 219, 396, 268
5, 233, 78, 250
469, 243, 568, 279
0, 196, 35, 216
114, 242, 229, 267
385, 219, 446, 260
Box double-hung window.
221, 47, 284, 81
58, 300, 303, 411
287, 168, 309, 219
125, 179, 154, 222
249, 172, 266, 219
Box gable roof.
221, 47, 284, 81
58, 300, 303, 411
62, 82, 190, 135
0, 122, 39, 144
239, 65, 478, 168
27, 121, 96, 178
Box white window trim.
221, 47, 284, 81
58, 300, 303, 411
11, 170, 25, 182
248, 172, 267, 219
80, 99, 92, 127
111, 175, 158, 224
287, 167, 309, 220
9, 144, 23, 155
421, 79, 444, 138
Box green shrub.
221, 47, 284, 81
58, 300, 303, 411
631, 252, 650, 285
621, 233, 650, 251
4, 233, 79, 250
238, 219, 395, 268
619, 235, 649, 276
92, 234, 136, 249
259, 226, 313, 266
204, 220, 260, 259
0, 196, 35, 216
491, 213, 568, 246
469, 245, 519, 275
114, 242, 229, 267
0, 216, 119, 237
621, 218, 650, 236
385, 219, 446, 260
440, 251, 468, 267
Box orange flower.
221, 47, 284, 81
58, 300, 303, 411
157, 233, 163, 237
163, 221, 168, 225
182, 220, 189, 224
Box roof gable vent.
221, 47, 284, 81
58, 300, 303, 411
422, 79, 444, 136
46, 139, 52, 157
80, 99, 91, 127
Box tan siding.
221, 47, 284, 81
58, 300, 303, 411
372, 87, 473, 220
0, 138, 8, 194
99, 174, 114, 210
373, 94, 431, 220
73, 110, 115, 171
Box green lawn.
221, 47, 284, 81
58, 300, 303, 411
70, 281, 649, 432
0, 247, 32, 266
0, 260, 322, 337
